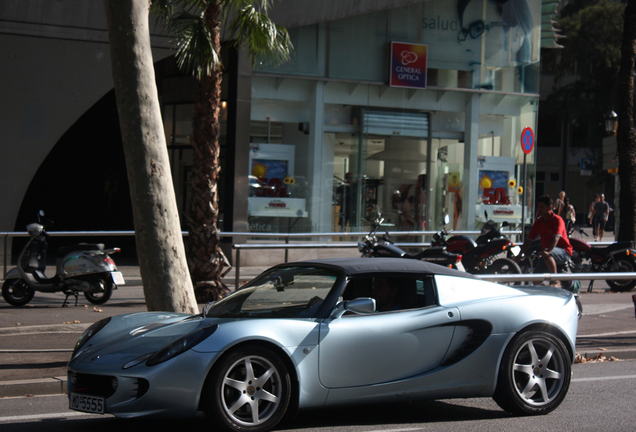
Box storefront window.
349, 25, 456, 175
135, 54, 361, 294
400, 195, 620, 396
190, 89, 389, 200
249, 0, 541, 234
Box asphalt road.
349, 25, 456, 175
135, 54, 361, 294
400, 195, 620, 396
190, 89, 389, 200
0, 359, 635, 432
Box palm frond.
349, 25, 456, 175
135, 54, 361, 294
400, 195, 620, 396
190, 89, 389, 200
170, 11, 222, 79
226, 4, 293, 67
150, 0, 175, 26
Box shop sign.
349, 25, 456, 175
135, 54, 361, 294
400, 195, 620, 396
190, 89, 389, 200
389, 42, 428, 89
476, 203, 522, 222
248, 197, 307, 218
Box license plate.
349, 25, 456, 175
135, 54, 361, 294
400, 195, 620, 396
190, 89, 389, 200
69, 392, 105, 414
111, 271, 125, 285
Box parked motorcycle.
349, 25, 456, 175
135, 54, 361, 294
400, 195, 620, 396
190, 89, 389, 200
568, 226, 636, 292
2, 211, 125, 307
358, 214, 465, 271
431, 215, 521, 277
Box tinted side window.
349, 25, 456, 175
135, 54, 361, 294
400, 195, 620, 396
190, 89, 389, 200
343, 276, 437, 311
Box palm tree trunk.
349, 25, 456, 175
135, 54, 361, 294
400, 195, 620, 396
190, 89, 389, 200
617, 0, 636, 242
186, 3, 231, 302
103, 0, 198, 313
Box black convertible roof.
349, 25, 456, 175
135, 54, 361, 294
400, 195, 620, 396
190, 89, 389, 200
272, 258, 475, 278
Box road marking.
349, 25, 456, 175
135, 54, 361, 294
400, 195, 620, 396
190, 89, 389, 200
572, 374, 636, 382
583, 304, 632, 315
577, 329, 636, 338
0, 411, 91, 423
362, 429, 424, 432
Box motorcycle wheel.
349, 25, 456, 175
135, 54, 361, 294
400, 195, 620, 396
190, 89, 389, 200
606, 257, 636, 292
2, 279, 35, 307
485, 258, 522, 286
84, 277, 113, 305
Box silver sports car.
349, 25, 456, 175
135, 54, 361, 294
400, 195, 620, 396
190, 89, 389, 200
68, 258, 578, 431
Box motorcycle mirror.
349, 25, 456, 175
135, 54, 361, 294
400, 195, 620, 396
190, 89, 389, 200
501, 221, 509, 227
484, 210, 488, 220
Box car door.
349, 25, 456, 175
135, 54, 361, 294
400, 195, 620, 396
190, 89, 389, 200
317, 283, 460, 389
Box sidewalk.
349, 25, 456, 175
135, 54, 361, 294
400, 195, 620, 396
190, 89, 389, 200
1, 262, 635, 399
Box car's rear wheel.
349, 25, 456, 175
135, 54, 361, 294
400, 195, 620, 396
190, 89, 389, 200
205, 345, 291, 432
493, 331, 571, 415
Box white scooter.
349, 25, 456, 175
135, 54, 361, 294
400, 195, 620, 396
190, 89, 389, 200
2, 211, 125, 307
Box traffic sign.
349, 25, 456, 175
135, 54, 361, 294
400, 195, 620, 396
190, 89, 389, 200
520, 127, 534, 154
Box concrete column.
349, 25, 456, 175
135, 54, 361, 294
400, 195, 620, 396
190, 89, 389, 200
463, 93, 480, 230
307, 81, 333, 232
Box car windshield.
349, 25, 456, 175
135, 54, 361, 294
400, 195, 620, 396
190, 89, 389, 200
205, 267, 339, 319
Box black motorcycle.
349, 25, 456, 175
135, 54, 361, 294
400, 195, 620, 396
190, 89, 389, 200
568, 226, 636, 292
359, 215, 464, 271
431, 216, 521, 277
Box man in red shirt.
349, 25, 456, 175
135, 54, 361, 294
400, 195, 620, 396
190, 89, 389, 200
516, 195, 572, 287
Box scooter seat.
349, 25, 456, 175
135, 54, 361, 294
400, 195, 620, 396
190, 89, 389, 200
57, 243, 105, 256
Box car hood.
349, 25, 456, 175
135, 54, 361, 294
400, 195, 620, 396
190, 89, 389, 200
70, 312, 215, 366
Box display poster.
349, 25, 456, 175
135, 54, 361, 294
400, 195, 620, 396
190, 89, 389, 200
420, 0, 539, 71
475, 156, 519, 222
248, 144, 307, 218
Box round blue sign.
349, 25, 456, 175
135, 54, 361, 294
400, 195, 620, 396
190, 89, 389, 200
521, 127, 534, 154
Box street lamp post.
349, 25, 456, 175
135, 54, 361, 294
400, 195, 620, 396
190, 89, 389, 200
604, 110, 619, 235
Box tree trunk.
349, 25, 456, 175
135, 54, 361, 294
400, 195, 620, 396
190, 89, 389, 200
103, 0, 198, 313
617, 0, 636, 242
186, 4, 231, 302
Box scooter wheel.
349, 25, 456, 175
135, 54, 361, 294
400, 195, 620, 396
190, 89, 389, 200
84, 278, 113, 305
2, 279, 35, 307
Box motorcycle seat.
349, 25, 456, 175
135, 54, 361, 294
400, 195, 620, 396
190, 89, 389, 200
57, 243, 105, 256
412, 247, 450, 259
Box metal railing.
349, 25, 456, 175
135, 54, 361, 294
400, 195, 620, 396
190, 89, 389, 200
5, 229, 627, 290
2, 229, 522, 277
475, 272, 636, 283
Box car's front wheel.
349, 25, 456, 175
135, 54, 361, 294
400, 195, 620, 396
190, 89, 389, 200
493, 331, 571, 415
205, 345, 291, 432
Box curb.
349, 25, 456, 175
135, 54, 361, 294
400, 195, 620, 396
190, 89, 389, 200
0, 376, 67, 398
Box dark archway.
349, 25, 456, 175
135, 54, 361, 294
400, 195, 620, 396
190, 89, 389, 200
14, 90, 135, 259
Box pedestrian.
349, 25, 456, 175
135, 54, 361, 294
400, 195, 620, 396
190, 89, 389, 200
515, 195, 573, 287
337, 172, 357, 231
592, 193, 610, 241
560, 196, 576, 234
588, 194, 599, 226
553, 191, 566, 215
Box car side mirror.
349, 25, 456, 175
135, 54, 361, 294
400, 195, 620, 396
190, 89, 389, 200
330, 298, 376, 319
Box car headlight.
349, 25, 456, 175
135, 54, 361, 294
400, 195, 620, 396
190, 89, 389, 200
146, 324, 218, 367
72, 317, 112, 358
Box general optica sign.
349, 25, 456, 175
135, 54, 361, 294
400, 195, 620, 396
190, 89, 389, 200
389, 42, 428, 89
